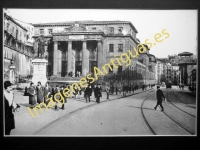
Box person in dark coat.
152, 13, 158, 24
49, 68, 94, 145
115, 86, 118, 95
27, 82, 36, 108
154, 86, 167, 111
36, 81, 45, 104
44, 82, 52, 105
96, 84, 102, 103
142, 84, 145, 91
4, 81, 20, 135
123, 85, 126, 97
60, 86, 65, 109
53, 85, 60, 111
93, 84, 97, 99
84, 85, 92, 103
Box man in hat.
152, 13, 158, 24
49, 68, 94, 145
84, 84, 92, 103
154, 86, 167, 112
96, 84, 102, 103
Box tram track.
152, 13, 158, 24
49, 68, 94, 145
170, 89, 195, 109
141, 88, 195, 135
166, 89, 195, 118
140, 93, 156, 135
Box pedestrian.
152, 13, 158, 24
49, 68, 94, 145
181, 84, 184, 90
142, 84, 145, 91
24, 86, 29, 96
36, 81, 45, 105
27, 82, 36, 108
53, 85, 60, 111
96, 84, 102, 103
63, 85, 68, 103
4, 81, 20, 135
132, 85, 135, 93
115, 86, 118, 95
78, 85, 82, 98
84, 85, 92, 103
93, 84, 97, 99
44, 82, 52, 105
105, 84, 110, 99
73, 85, 78, 98
123, 84, 126, 97
60, 86, 65, 110
154, 86, 167, 111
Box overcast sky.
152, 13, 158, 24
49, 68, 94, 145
7, 9, 197, 58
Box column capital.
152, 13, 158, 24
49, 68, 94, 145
54, 41, 58, 44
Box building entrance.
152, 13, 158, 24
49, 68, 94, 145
75, 61, 82, 77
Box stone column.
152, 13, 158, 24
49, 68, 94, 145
67, 41, 72, 75
97, 40, 103, 68
82, 40, 89, 76
53, 41, 58, 76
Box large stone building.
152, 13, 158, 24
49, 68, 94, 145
32, 20, 156, 86
3, 12, 34, 83
32, 21, 139, 77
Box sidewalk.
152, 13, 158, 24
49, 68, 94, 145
174, 85, 196, 97
10, 87, 154, 136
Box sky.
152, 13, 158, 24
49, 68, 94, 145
7, 9, 197, 58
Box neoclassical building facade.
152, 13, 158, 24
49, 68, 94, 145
32, 21, 138, 77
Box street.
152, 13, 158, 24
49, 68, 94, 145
10, 86, 196, 136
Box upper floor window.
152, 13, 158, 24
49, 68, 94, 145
119, 27, 123, 33
118, 44, 123, 52
109, 27, 114, 34
92, 27, 96, 30
48, 29, 52, 34
40, 29, 44, 35
109, 44, 114, 52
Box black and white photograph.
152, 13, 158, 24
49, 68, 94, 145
3, 8, 197, 136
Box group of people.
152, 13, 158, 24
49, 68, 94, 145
26, 81, 67, 111
84, 84, 102, 103
178, 83, 185, 90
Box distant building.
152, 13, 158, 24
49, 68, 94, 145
178, 52, 197, 85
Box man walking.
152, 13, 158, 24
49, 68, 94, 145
154, 86, 167, 111
105, 84, 110, 99
96, 84, 102, 103
84, 85, 92, 103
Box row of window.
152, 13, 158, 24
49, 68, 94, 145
40, 29, 52, 35
4, 36, 33, 56
109, 44, 123, 52
38, 26, 134, 36
6, 22, 28, 42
